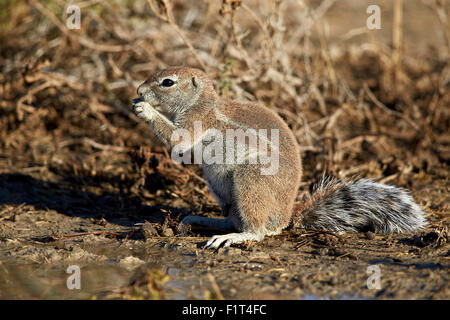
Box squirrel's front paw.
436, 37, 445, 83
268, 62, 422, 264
132, 99, 155, 121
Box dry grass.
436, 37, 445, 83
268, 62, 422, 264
0, 0, 449, 300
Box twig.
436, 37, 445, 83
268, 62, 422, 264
341, 135, 378, 149
57, 231, 123, 240
206, 273, 225, 300
58, 138, 131, 152
378, 173, 399, 184
146, 0, 207, 70
241, 3, 274, 56
363, 83, 423, 136
83, 138, 131, 152
228, 2, 255, 71
15, 59, 88, 120
29, 0, 130, 52
16, 80, 58, 120
392, 0, 403, 89
304, 229, 344, 240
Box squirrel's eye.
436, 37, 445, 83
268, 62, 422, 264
161, 79, 175, 87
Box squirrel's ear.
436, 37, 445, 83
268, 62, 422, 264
191, 76, 198, 88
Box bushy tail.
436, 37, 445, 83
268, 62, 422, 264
294, 177, 427, 234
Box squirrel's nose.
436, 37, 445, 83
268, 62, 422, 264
137, 83, 148, 97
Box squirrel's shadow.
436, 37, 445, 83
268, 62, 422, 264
0, 172, 191, 229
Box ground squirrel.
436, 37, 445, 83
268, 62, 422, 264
132, 66, 427, 249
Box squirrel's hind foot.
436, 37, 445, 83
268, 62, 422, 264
204, 232, 264, 249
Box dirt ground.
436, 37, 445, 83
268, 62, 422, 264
0, 0, 449, 299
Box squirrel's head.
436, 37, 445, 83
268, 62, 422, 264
137, 67, 215, 117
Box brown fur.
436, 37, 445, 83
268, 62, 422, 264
133, 67, 426, 248
134, 67, 301, 247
